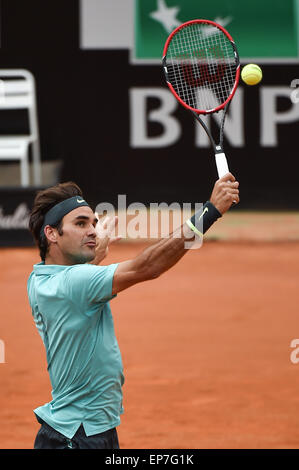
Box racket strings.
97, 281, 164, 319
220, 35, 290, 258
165, 22, 237, 112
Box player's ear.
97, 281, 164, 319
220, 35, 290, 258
44, 225, 59, 243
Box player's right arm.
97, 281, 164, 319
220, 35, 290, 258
112, 174, 239, 295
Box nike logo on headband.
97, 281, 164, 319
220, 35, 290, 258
77, 199, 85, 203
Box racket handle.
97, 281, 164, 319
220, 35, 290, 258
215, 152, 230, 179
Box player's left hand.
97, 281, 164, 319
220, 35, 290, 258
93, 213, 122, 263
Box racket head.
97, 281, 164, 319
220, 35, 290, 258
162, 19, 240, 115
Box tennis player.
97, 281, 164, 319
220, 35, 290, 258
27, 177, 239, 449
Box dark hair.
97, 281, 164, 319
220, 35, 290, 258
29, 181, 83, 261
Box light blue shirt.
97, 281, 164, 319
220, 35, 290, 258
27, 262, 124, 439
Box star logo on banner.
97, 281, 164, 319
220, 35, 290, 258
203, 16, 233, 37
214, 16, 233, 28
150, 0, 181, 34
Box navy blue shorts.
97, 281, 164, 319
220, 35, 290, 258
34, 420, 120, 449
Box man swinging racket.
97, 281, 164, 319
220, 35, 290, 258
27, 176, 239, 449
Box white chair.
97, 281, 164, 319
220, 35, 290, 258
0, 69, 41, 186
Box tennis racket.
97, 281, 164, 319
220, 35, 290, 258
162, 19, 240, 178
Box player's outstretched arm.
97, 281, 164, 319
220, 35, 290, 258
112, 173, 239, 294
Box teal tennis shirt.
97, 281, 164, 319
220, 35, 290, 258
27, 262, 124, 439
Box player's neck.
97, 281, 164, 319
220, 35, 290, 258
45, 249, 74, 266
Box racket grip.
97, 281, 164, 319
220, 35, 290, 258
215, 152, 229, 179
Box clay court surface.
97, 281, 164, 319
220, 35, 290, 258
1, 214, 299, 449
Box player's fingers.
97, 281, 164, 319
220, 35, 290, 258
102, 215, 110, 227
107, 215, 118, 231
218, 181, 239, 193
96, 214, 109, 224
223, 191, 239, 199
230, 191, 239, 201
224, 180, 239, 189
95, 215, 110, 237
227, 188, 239, 195
219, 172, 236, 182
109, 235, 122, 245
222, 188, 239, 200
221, 185, 239, 195
230, 192, 240, 204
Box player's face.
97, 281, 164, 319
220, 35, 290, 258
56, 206, 98, 264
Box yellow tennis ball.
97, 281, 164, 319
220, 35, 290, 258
241, 64, 262, 85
